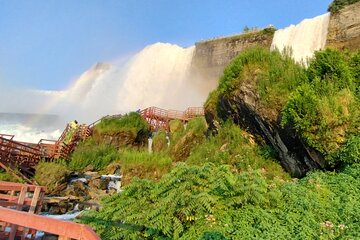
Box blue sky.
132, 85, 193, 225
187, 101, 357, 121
0, 0, 332, 90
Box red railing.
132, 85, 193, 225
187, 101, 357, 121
140, 106, 204, 131
0, 181, 100, 240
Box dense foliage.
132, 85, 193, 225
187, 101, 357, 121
95, 112, 149, 136
81, 163, 360, 239
34, 161, 69, 192
282, 48, 360, 165
69, 138, 120, 171
205, 47, 307, 122
205, 46, 360, 167
186, 121, 289, 180
328, 0, 360, 13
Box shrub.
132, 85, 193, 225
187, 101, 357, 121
205, 47, 307, 123
282, 49, 360, 165
337, 134, 360, 164
95, 112, 149, 136
187, 121, 289, 180
69, 138, 120, 171
80, 163, 360, 239
307, 48, 354, 93
34, 161, 69, 193
169, 119, 184, 134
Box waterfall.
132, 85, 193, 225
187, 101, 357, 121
52, 42, 204, 121
117, 43, 199, 112
271, 13, 330, 63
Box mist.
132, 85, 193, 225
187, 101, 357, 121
0, 42, 211, 141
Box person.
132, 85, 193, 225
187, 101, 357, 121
70, 120, 78, 129
64, 120, 78, 144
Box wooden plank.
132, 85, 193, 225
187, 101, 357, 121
0, 207, 100, 240
9, 186, 28, 240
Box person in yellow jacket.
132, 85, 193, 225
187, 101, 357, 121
70, 120, 78, 129
64, 120, 78, 144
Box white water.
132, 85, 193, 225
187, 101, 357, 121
0, 123, 61, 143
49, 43, 202, 121
271, 13, 330, 63
1, 42, 205, 141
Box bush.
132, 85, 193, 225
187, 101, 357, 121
187, 121, 289, 180
95, 112, 149, 136
34, 161, 69, 193
80, 163, 360, 239
205, 47, 307, 123
282, 49, 360, 165
69, 138, 120, 171
307, 48, 354, 93
337, 134, 360, 164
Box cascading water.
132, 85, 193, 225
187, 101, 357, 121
52, 42, 201, 121
271, 13, 330, 63
116, 43, 198, 112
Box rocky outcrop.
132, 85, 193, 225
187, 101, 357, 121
206, 81, 326, 178
43, 170, 122, 214
327, 1, 360, 50
190, 28, 275, 94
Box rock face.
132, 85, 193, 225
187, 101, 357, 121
206, 81, 326, 178
327, 1, 360, 50
190, 28, 275, 94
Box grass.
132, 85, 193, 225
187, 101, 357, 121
68, 137, 120, 171
205, 47, 307, 123
170, 117, 207, 162
116, 149, 173, 185
187, 121, 289, 181
95, 112, 149, 135
34, 161, 69, 193
0, 169, 20, 182
152, 130, 168, 152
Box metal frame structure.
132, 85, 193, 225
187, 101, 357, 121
140, 106, 204, 131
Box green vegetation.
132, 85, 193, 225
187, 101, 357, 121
68, 138, 120, 171
187, 121, 289, 180
17, 39, 358, 239
152, 130, 168, 152
116, 150, 172, 185
75, 46, 360, 239
328, 0, 360, 13
198, 27, 275, 45
80, 163, 360, 239
205, 47, 307, 122
0, 169, 19, 182
34, 161, 69, 193
282, 48, 360, 165
170, 117, 207, 162
206, 47, 360, 166
95, 112, 149, 136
